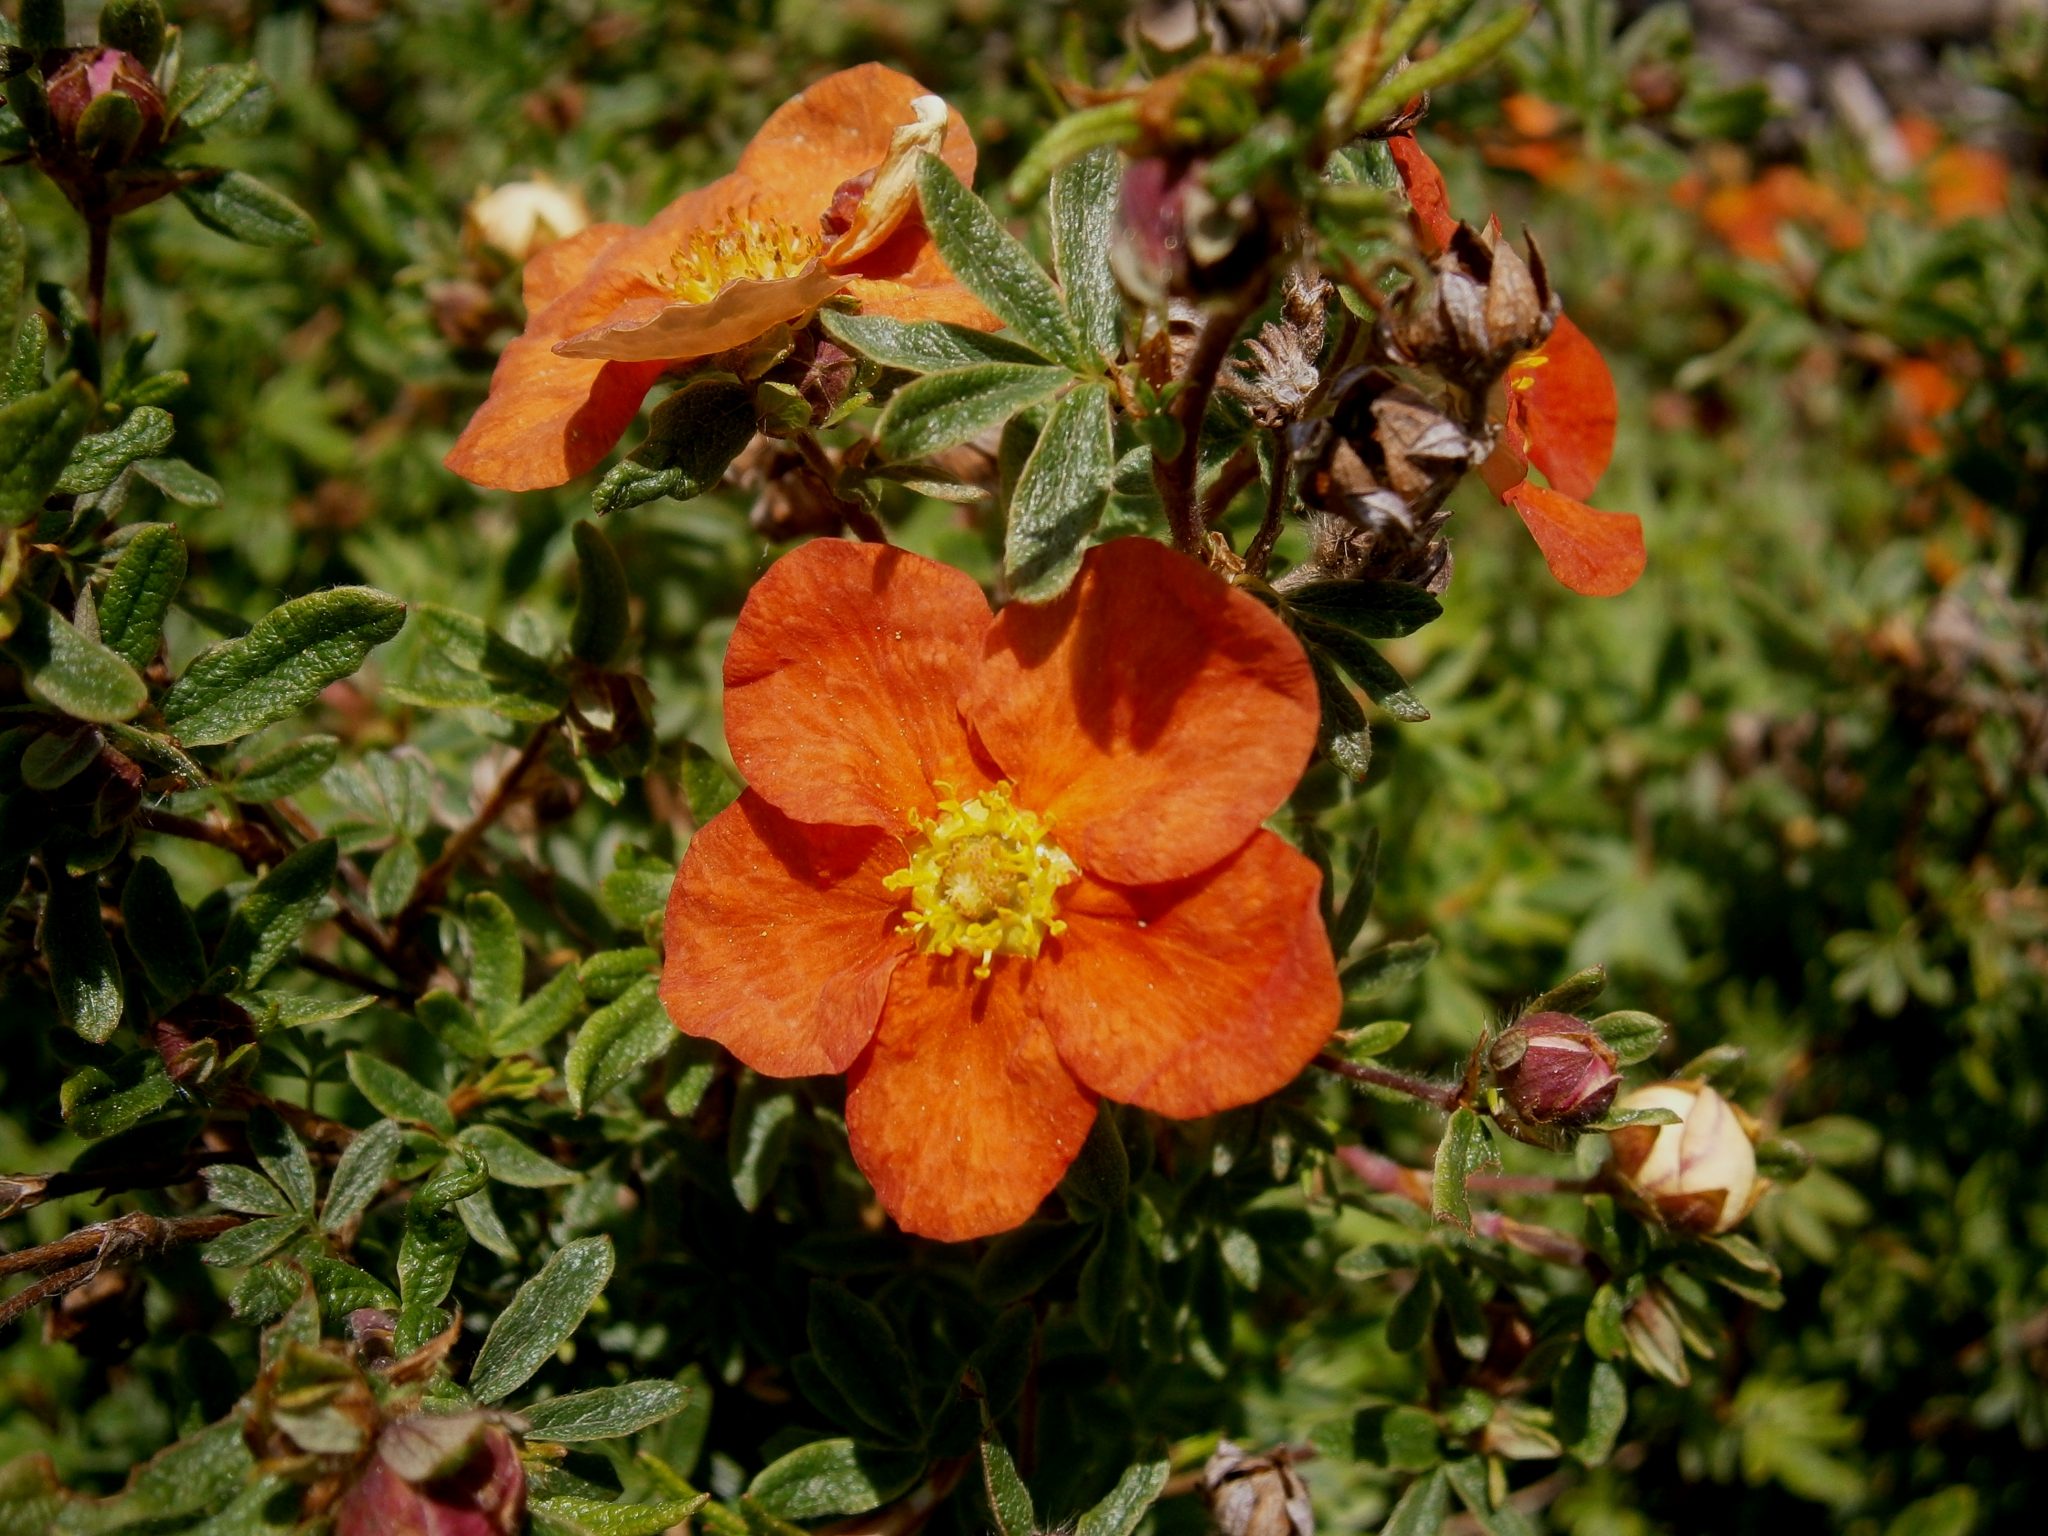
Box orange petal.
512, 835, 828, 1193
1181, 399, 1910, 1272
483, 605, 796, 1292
965, 539, 1320, 887
523, 221, 632, 313
1509, 315, 1616, 500
553, 265, 848, 362
825, 94, 950, 267
845, 962, 1095, 1241
1389, 133, 1457, 259
737, 64, 978, 232
724, 540, 993, 831
1036, 831, 1338, 1119
840, 275, 1001, 330
1506, 482, 1646, 597
660, 792, 907, 1077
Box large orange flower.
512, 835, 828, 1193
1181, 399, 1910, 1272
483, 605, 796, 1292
1389, 134, 1645, 598
445, 65, 996, 492
661, 538, 1340, 1241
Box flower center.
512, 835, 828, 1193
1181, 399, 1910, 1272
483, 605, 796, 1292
667, 216, 823, 303
882, 782, 1077, 979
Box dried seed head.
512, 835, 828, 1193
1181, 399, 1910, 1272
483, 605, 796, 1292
1204, 1442, 1315, 1536
1379, 224, 1560, 387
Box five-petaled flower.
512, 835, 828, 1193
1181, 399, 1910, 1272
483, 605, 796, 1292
445, 65, 996, 491
661, 538, 1342, 1241
1389, 134, 1646, 598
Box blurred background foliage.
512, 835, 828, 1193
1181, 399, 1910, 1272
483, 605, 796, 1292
3, 1, 2046, 1532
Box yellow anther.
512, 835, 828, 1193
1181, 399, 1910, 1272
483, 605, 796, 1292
883, 782, 1077, 979
667, 215, 823, 304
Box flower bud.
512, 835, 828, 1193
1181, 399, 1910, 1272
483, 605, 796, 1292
99, 0, 167, 69
465, 177, 589, 266
1490, 1011, 1620, 1128
1609, 1080, 1761, 1234
44, 47, 165, 164
334, 1415, 526, 1536
1112, 154, 1267, 307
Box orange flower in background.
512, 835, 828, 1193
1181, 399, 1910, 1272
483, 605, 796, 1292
661, 538, 1339, 1241
1389, 135, 1645, 598
446, 65, 996, 492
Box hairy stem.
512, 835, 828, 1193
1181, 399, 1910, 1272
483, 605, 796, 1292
1155, 283, 1268, 556
399, 715, 561, 926
1243, 429, 1292, 575
1315, 1050, 1464, 1111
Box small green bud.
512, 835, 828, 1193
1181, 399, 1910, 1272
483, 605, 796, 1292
98, 0, 165, 69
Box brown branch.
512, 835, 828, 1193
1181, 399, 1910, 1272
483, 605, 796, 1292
399, 716, 562, 926
84, 214, 110, 335
1316, 1051, 1464, 1111
1155, 283, 1269, 555
0, 1212, 245, 1331
1199, 441, 1261, 531
1243, 429, 1293, 576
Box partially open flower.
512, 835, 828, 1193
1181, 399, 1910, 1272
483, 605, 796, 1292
44, 47, 165, 165
445, 66, 995, 491
1609, 1080, 1762, 1234
466, 177, 591, 266
1490, 1011, 1620, 1129
333, 1414, 525, 1536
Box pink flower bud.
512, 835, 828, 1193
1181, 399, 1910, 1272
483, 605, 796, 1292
1490, 1011, 1620, 1128
334, 1416, 526, 1536
1609, 1080, 1761, 1234
44, 48, 165, 161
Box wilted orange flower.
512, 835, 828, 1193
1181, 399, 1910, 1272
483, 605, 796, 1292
445, 65, 995, 491
1389, 135, 1645, 597
661, 538, 1340, 1241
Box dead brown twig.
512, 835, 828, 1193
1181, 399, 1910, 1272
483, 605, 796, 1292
0, 1212, 245, 1333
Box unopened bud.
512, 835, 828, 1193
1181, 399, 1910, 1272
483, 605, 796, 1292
44, 47, 165, 163
1204, 1441, 1314, 1536
98, 0, 167, 69
334, 1415, 526, 1536
465, 177, 589, 266
1609, 1080, 1761, 1234
1490, 1011, 1620, 1128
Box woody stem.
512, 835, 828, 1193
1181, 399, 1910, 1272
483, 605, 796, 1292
85, 212, 110, 335
1155, 281, 1268, 556
1243, 428, 1292, 576
1314, 1051, 1464, 1111
399, 715, 561, 928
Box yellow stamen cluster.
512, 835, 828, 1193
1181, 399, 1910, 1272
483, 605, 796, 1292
883, 782, 1078, 979
666, 216, 823, 303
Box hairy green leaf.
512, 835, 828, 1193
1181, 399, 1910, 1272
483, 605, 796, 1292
916, 155, 1083, 369
470, 1235, 616, 1403
162, 587, 405, 746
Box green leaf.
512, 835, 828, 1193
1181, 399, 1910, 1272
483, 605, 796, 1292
3, 315, 49, 405
307, 1255, 398, 1328
495, 964, 585, 1056
1386, 1265, 1439, 1353
1060, 1108, 1130, 1218
807, 1283, 921, 1444
0, 373, 95, 517
564, 976, 671, 1113
459, 1123, 578, 1187
226, 735, 339, 801
729, 1076, 798, 1213
470, 1235, 615, 1403
916, 155, 1084, 369
131, 456, 225, 506
464, 891, 524, 1027
1050, 148, 1123, 367
0, 190, 22, 327
121, 856, 205, 1003
594, 373, 756, 515
41, 869, 123, 1042
748, 1439, 924, 1521
366, 840, 420, 920
1590, 1010, 1666, 1067
819, 310, 1046, 371
981, 1435, 1035, 1536
97, 522, 188, 670
346, 1051, 455, 1137
533, 1496, 709, 1536
207, 838, 336, 991
169, 61, 264, 131
1308, 647, 1371, 781
62, 1060, 177, 1138
388, 605, 563, 722
1073, 1464, 1169, 1536
569, 519, 631, 667
1284, 579, 1443, 639
874, 362, 1069, 463
1003, 380, 1114, 601
974, 1220, 1092, 1305
1381, 1467, 1450, 1536
202, 1214, 306, 1269
1077, 1209, 1136, 1344
3, 591, 148, 724
523, 1380, 690, 1444
204, 1163, 293, 1218
55, 406, 174, 494
1528, 965, 1607, 1015
1554, 1350, 1627, 1466
1299, 618, 1430, 722
178, 170, 319, 248
397, 1205, 467, 1312
1344, 935, 1438, 998
249, 1108, 316, 1214
321, 1118, 402, 1231
1432, 1107, 1491, 1231
162, 586, 405, 746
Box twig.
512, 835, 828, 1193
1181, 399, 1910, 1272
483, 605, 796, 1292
399, 716, 561, 925
1243, 428, 1293, 576
1199, 441, 1261, 531
1, 1153, 229, 1219
1336, 1146, 1598, 1271
84, 214, 111, 335
0, 1212, 244, 1332
1155, 283, 1269, 555
793, 433, 887, 544
291, 951, 412, 1005
1315, 1051, 1464, 1111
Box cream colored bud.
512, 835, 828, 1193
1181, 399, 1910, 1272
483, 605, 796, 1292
1609, 1080, 1760, 1234
466, 178, 590, 265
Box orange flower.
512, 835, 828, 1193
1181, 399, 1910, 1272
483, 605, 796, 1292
445, 65, 996, 492
660, 538, 1339, 1241
1388, 135, 1645, 597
